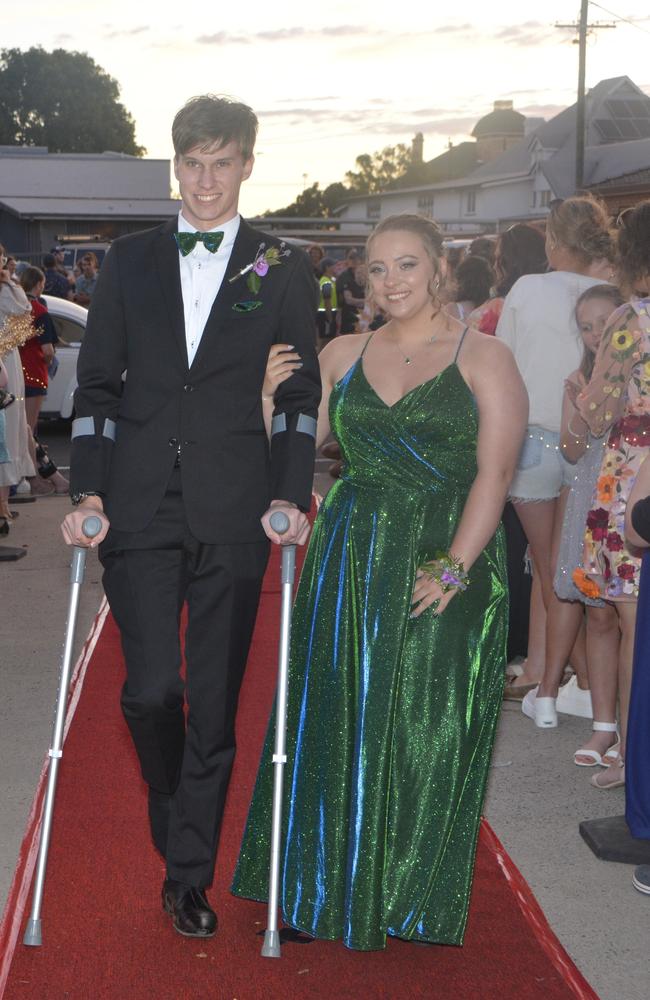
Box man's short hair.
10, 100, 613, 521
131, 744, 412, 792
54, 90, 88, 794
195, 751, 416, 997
172, 95, 258, 161
43, 253, 56, 268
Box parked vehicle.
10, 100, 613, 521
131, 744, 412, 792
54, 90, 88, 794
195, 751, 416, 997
40, 295, 87, 419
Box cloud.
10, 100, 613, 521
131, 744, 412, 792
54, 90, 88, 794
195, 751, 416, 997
494, 21, 557, 46
197, 25, 374, 45
434, 23, 473, 34
104, 26, 149, 39
196, 31, 250, 44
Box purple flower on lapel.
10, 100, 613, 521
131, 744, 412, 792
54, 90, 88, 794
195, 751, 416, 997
229, 241, 291, 311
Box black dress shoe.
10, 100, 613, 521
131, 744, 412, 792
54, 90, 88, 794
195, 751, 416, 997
162, 879, 217, 938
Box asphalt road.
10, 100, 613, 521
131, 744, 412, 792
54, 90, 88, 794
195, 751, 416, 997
0, 424, 647, 1000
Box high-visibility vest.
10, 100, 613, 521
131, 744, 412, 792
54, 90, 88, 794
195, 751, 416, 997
318, 274, 337, 310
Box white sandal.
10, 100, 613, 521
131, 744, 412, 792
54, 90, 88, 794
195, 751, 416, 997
573, 721, 618, 767
601, 739, 621, 766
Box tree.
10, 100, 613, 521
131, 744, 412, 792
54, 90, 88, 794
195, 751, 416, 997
265, 181, 349, 218
0, 47, 144, 155
345, 143, 414, 194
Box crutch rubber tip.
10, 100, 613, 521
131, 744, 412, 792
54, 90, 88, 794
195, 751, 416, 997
23, 917, 42, 947
261, 928, 281, 958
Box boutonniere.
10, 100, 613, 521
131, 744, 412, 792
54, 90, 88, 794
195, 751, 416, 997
230, 242, 291, 313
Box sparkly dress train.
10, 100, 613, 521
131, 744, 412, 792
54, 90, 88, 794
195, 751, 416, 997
232, 333, 508, 950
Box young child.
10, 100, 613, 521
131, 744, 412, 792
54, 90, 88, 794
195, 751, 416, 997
522, 285, 622, 767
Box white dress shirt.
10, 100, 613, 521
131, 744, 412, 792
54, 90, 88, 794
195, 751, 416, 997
177, 211, 241, 366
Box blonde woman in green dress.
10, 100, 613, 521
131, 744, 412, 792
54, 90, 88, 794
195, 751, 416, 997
233, 215, 528, 950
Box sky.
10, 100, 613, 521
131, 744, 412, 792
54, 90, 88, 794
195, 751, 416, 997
4, 2, 650, 216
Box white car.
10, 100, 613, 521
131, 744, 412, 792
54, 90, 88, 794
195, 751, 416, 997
41, 295, 87, 419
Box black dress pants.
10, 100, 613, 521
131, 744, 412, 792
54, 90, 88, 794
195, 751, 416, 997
101, 468, 269, 887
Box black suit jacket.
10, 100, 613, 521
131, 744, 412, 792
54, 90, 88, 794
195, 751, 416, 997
70, 218, 321, 544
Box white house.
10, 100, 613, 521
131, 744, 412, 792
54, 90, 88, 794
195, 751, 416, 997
335, 76, 650, 236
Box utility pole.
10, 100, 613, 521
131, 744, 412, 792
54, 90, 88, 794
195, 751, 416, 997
556, 2, 616, 192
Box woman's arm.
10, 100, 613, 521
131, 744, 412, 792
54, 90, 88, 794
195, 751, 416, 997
560, 371, 589, 463
625, 453, 650, 549
451, 337, 528, 567
412, 336, 528, 617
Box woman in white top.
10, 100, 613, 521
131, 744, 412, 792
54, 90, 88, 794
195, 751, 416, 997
495, 196, 615, 700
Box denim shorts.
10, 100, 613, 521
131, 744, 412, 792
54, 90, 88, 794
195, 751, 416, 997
509, 425, 573, 502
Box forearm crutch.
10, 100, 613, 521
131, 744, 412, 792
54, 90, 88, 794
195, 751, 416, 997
23, 515, 103, 947
261, 510, 296, 959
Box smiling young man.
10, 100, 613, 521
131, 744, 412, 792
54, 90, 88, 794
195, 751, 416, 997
62, 95, 320, 938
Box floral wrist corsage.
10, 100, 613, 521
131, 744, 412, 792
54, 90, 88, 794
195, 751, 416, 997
419, 552, 469, 593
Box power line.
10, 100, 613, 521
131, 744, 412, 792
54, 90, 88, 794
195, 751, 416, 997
589, 2, 650, 36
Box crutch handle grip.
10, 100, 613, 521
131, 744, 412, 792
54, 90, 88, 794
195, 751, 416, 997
269, 511, 291, 535
82, 515, 103, 538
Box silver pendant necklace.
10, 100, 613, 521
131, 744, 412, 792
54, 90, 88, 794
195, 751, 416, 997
393, 333, 436, 365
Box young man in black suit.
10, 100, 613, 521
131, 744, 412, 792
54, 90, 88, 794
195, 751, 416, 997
61, 96, 320, 938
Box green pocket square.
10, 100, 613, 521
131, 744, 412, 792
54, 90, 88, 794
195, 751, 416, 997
233, 300, 264, 313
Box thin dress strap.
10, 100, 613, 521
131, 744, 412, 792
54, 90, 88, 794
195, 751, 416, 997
360, 332, 375, 358
453, 326, 470, 364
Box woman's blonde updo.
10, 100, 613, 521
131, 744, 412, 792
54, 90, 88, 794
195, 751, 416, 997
546, 194, 615, 266
366, 214, 445, 308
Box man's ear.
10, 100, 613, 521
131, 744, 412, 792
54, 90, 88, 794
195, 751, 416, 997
242, 155, 255, 182
173, 155, 180, 182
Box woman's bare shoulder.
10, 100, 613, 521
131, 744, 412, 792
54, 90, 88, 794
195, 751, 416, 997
319, 334, 372, 384
460, 327, 522, 390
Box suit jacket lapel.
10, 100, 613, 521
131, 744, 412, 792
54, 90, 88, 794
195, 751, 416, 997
152, 218, 188, 370
189, 219, 263, 371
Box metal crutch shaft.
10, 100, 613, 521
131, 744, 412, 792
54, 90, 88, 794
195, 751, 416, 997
23, 515, 103, 947
261, 510, 296, 959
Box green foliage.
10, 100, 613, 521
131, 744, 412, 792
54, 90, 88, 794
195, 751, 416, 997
345, 144, 414, 194
0, 47, 144, 155
263, 142, 419, 216
265, 181, 348, 219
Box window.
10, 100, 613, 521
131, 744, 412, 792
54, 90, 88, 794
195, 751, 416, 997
49, 315, 85, 347
540, 190, 551, 208
532, 191, 537, 208
465, 190, 476, 214
366, 198, 381, 220
417, 194, 435, 218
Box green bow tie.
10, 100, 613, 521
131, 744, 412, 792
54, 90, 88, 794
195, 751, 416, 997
174, 231, 225, 256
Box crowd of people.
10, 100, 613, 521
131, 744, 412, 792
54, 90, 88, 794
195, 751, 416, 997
0, 241, 101, 534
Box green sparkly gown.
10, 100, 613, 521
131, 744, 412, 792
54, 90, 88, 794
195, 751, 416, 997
232, 334, 508, 950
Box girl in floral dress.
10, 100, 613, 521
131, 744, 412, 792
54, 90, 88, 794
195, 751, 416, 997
575, 201, 650, 789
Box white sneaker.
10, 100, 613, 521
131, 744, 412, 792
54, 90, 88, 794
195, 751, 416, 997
556, 674, 593, 719
15, 478, 31, 495
521, 686, 558, 728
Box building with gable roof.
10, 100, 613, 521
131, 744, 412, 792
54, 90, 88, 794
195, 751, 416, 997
334, 76, 650, 236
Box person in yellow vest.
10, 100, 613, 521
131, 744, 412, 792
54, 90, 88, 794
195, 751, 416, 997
317, 257, 338, 350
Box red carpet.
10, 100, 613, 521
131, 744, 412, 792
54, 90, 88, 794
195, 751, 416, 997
1, 543, 599, 1000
